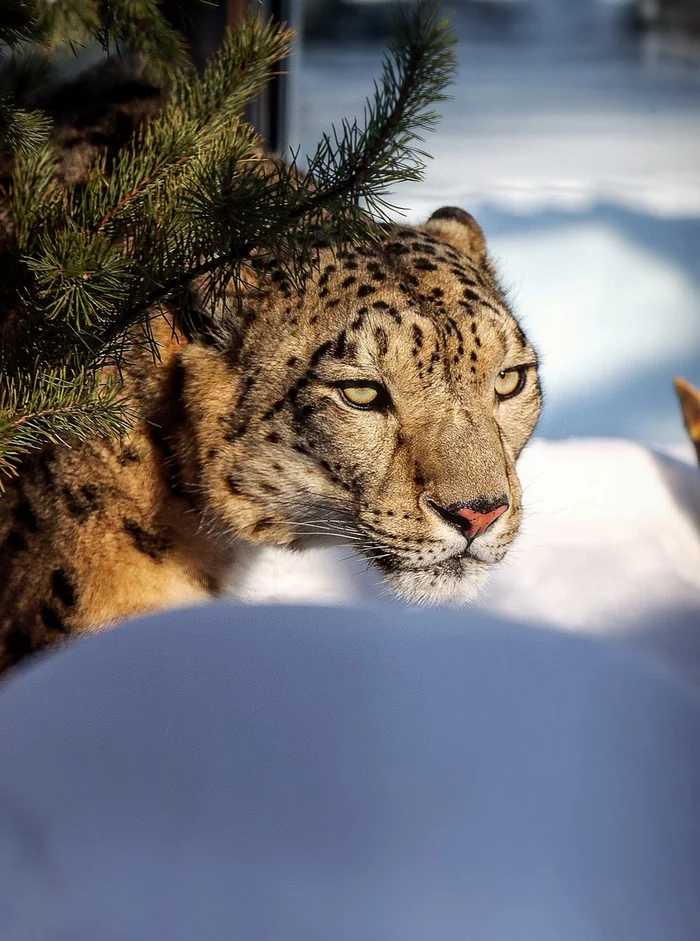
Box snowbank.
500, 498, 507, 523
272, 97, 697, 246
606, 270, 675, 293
1, 603, 699, 941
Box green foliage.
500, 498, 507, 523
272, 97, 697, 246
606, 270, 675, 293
0, 1, 457, 488
1, 0, 192, 79
0, 369, 134, 486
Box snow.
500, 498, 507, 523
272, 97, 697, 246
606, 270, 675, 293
1, 603, 700, 941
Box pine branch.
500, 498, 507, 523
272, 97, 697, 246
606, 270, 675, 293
97, 0, 194, 84
0, 98, 51, 157
0, 0, 38, 48
0, 369, 134, 489
90, 14, 293, 237
0, 3, 457, 481
140, 2, 457, 312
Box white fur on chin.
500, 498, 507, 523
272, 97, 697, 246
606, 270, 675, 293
385, 558, 492, 606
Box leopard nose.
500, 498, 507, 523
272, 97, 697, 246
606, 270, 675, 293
428, 496, 509, 539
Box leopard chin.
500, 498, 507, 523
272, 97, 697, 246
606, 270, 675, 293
376, 555, 492, 607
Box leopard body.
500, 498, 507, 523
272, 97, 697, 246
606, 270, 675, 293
0, 207, 541, 673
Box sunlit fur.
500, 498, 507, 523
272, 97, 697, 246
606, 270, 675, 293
183, 208, 542, 605
0, 208, 541, 671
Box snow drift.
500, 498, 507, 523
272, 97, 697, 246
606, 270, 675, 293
1, 602, 699, 941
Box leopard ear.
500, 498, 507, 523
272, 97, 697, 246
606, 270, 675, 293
421, 206, 487, 264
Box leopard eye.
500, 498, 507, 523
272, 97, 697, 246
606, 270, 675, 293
495, 367, 526, 400
338, 382, 387, 410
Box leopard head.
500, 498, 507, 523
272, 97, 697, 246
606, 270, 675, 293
180, 207, 542, 604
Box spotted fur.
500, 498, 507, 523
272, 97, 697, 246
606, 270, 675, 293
0, 207, 542, 674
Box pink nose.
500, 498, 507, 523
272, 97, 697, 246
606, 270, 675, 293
428, 496, 510, 541
455, 502, 508, 538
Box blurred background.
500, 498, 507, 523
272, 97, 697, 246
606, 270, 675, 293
295, 0, 700, 448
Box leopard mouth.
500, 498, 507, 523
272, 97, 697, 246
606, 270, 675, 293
380, 554, 491, 605
364, 543, 493, 605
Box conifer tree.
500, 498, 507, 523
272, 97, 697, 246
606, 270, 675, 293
0, 0, 456, 488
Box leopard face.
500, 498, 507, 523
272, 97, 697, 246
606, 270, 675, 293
184, 207, 542, 605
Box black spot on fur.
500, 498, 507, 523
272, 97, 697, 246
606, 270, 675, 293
286, 356, 298, 368
225, 475, 242, 495
40, 605, 67, 633
341, 276, 356, 288
224, 420, 248, 442
266, 432, 281, 443
318, 265, 336, 286
117, 446, 141, 465
374, 327, 389, 357
63, 483, 103, 520
412, 324, 424, 348
449, 320, 464, 343
386, 242, 410, 255
7, 530, 27, 551
4, 626, 34, 662
413, 258, 438, 272
310, 340, 334, 367
37, 448, 57, 485
350, 307, 368, 331
51, 569, 77, 607
335, 331, 347, 358
122, 518, 171, 560
357, 284, 376, 298
13, 500, 38, 533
